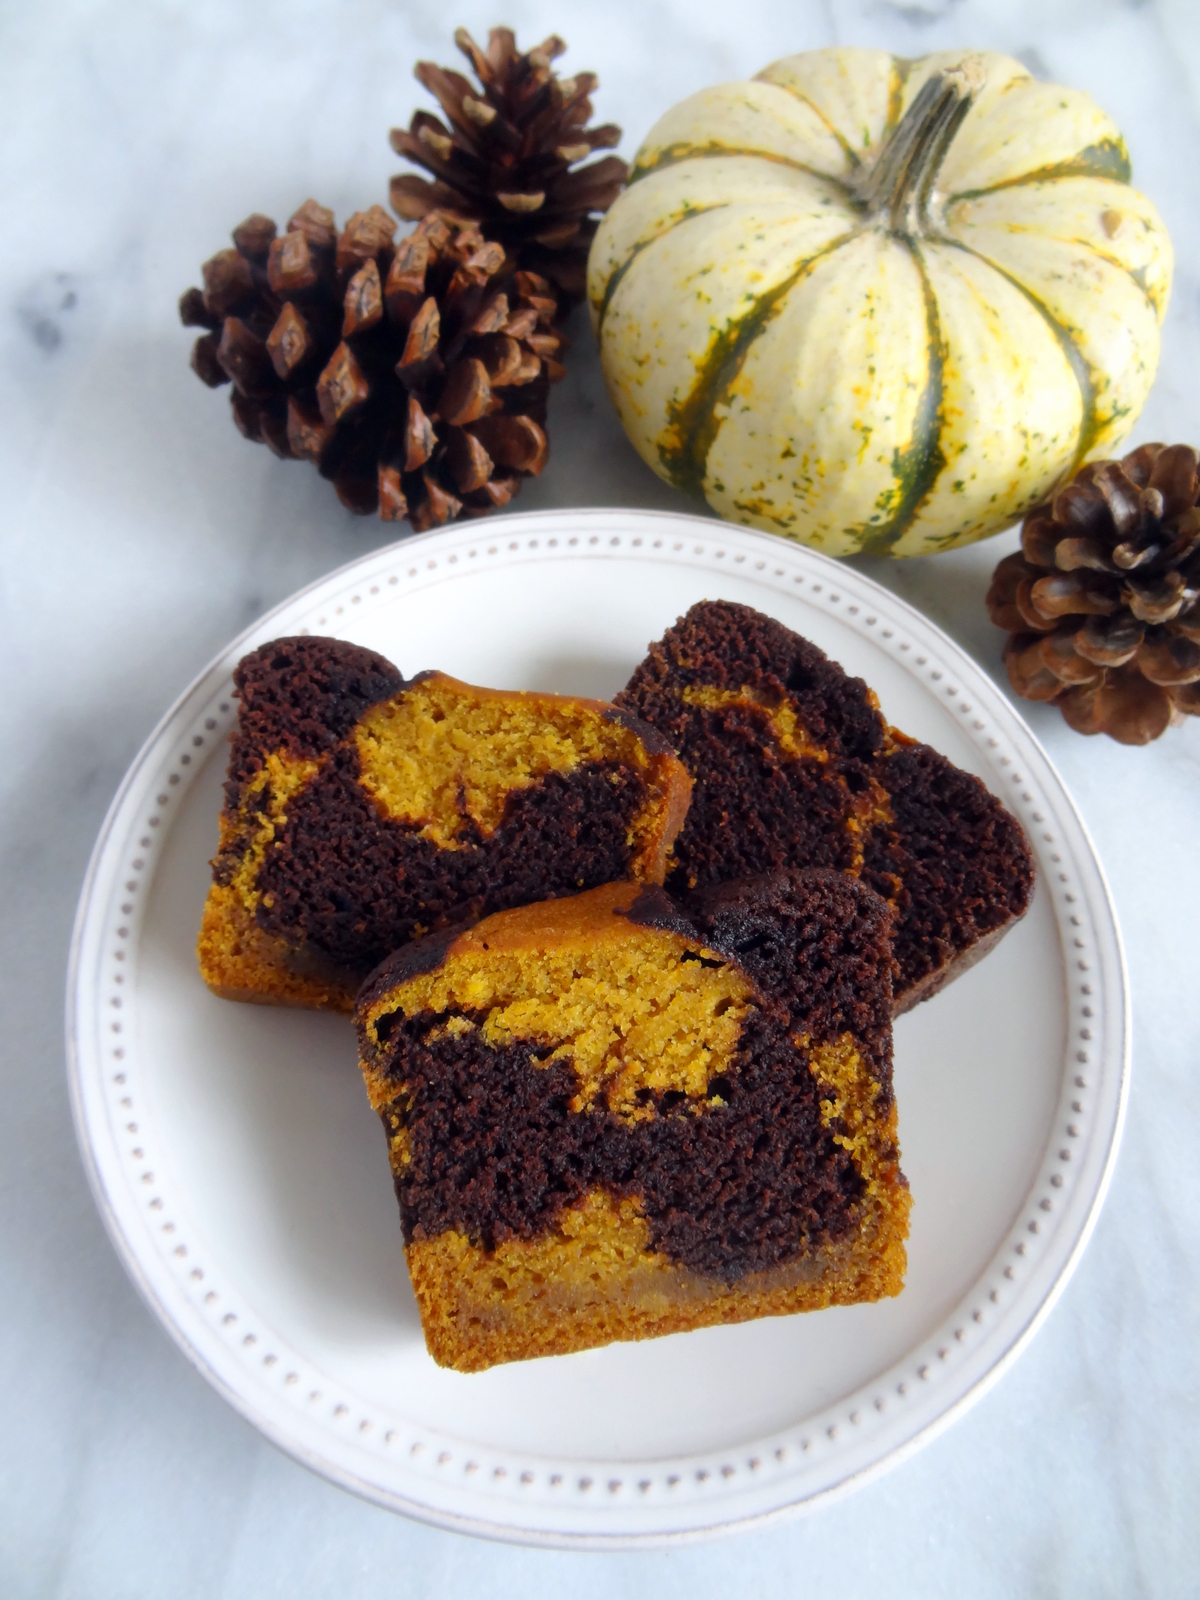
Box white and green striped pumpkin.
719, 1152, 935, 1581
588, 49, 1173, 557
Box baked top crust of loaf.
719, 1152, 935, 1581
357, 872, 910, 1370
614, 600, 1035, 1012
197, 636, 692, 1012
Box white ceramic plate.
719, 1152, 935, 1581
67, 508, 1128, 1548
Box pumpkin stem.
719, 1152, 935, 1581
857, 57, 985, 234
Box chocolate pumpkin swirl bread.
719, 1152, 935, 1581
198, 636, 692, 1011
356, 871, 908, 1371
615, 601, 1034, 1012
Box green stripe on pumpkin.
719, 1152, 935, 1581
754, 78, 863, 168
629, 142, 852, 189
940, 237, 1100, 475
852, 242, 948, 557
653, 232, 858, 503
946, 138, 1132, 203
1078, 241, 1166, 319
594, 204, 730, 334
944, 189, 1167, 321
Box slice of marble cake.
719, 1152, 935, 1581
198, 636, 692, 1012
615, 601, 1035, 1012
356, 871, 909, 1372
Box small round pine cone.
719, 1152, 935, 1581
987, 443, 1200, 745
389, 27, 627, 308
180, 203, 565, 528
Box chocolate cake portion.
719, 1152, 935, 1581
375, 1003, 868, 1276
226, 636, 405, 803
862, 743, 1036, 1005
253, 750, 650, 973
198, 637, 693, 1012
615, 600, 1034, 1011
688, 870, 896, 1104
357, 875, 908, 1371
619, 600, 884, 764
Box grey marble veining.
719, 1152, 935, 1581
1, 1, 1198, 1595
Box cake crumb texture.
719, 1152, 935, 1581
198, 637, 691, 1009
615, 600, 1034, 1009
360, 881, 758, 1119
358, 873, 909, 1371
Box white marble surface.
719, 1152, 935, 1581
2, 0, 1199, 1592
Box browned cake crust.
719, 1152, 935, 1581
197, 636, 692, 1011
614, 601, 1035, 1012
357, 873, 909, 1371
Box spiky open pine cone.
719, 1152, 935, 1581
389, 26, 626, 306
987, 443, 1200, 744
181, 203, 564, 528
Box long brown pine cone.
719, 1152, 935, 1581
986, 442, 1200, 744
180, 203, 565, 528
389, 26, 627, 307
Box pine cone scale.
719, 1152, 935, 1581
268, 232, 321, 295
496, 191, 546, 213
417, 126, 455, 162
378, 466, 407, 521
217, 319, 274, 398
397, 298, 441, 372
462, 97, 499, 130
1125, 576, 1187, 624
1112, 539, 1161, 571
415, 63, 489, 144
403, 397, 435, 471
1053, 536, 1111, 572
231, 215, 276, 259
1029, 573, 1119, 618
1149, 444, 1199, 515
342, 261, 384, 337
266, 303, 310, 379
1050, 482, 1109, 540
1064, 670, 1174, 745
388, 175, 459, 223
394, 125, 486, 187
189, 333, 225, 387
451, 27, 491, 81
1137, 635, 1200, 685
446, 426, 493, 490
1094, 466, 1142, 534
439, 358, 491, 425
179, 288, 216, 330
286, 398, 332, 461
1073, 614, 1144, 666
201, 250, 255, 319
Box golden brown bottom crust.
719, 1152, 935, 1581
196, 881, 357, 1013
407, 1181, 911, 1373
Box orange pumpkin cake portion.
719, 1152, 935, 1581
356, 872, 909, 1372
198, 636, 692, 1012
